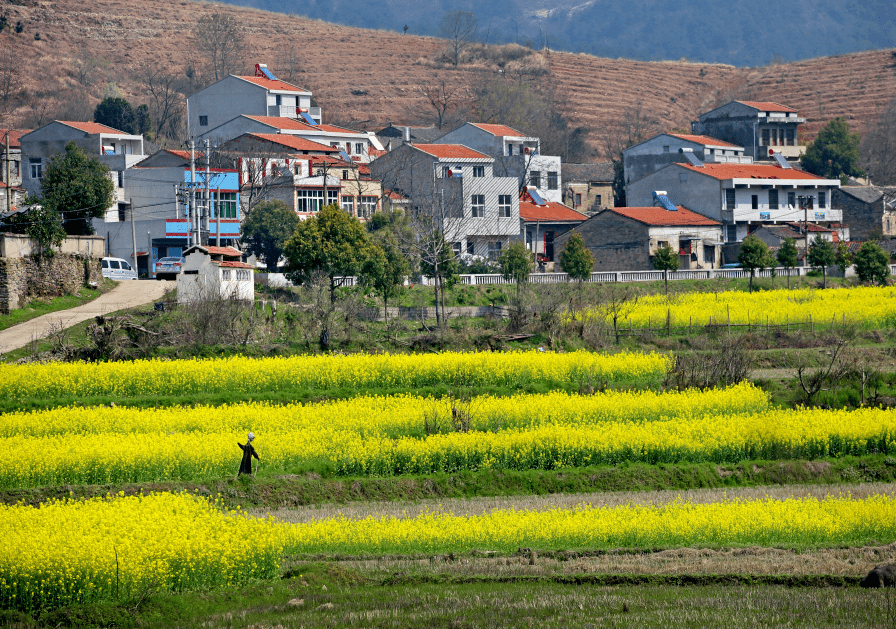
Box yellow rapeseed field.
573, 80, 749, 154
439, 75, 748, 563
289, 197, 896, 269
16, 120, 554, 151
0, 351, 670, 403
584, 286, 896, 329
4, 491, 894, 610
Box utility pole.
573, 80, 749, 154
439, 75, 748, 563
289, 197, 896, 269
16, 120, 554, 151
4, 132, 10, 213
204, 139, 211, 242
129, 197, 137, 277
189, 140, 197, 246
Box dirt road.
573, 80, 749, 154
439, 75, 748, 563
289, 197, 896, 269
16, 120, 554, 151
0, 280, 174, 355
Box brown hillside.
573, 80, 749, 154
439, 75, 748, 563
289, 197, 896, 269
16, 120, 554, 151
2, 0, 894, 149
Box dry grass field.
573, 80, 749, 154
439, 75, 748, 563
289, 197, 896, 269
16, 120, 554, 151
1, 0, 894, 146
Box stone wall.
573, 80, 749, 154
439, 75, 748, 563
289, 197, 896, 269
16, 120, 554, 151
0, 234, 104, 314
833, 189, 885, 240
554, 212, 650, 271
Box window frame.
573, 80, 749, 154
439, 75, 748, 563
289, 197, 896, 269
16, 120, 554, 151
471, 194, 485, 218
547, 171, 558, 190
498, 194, 512, 218
199, 115, 208, 127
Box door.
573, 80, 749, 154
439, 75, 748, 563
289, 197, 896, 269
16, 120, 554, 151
544, 231, 555, 261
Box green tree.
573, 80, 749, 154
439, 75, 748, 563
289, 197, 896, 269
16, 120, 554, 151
651, 244, 680, 293
801, 117, 864, 181
776, 237, 799, 289
40, 142, 115, 236
240, 200, 299, 270
853, 241, 891, 285
738, 234, 775, 293
418, 232, 459, 324
807, 238, 836, 289
834, 242, 853, 275
360, 237, 409, 320
1, 200, 66, 254
283, 204, 371, 303
559, 233, 594, 282
93, 96, 137, 134
135, 104, 152, 137
499, 241, 534, 309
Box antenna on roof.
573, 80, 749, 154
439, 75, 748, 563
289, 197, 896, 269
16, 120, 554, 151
255, 64, 278, 81
653, 191, 678, 212
679, 147, 703, 167
772, 152, 792, 169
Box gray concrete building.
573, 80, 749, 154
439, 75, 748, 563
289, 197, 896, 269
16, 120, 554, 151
370, 143, 520, 258
623, 133, 749, 187
832, 185, 896, 240
691, 101, 806, 162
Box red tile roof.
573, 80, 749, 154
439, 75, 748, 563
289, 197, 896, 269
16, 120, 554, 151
57, 120, 131, 135
412, 144, 490, 160
785, 222, 832, 232
385, 189, 408, 200
243, 116, 363, 135
0, 129, 29, 149
668, 134, 741, 148
737, 101, 798, 113
248, 133, 338, 152
213, 260, 255, 269
608, 206, 721, 226
471, 123, 527, 137
677, 162, 825, 181
187, 245, 243, 258
165, 149, 205, 160
235, 76, 310, 93
519, 196, 588, 223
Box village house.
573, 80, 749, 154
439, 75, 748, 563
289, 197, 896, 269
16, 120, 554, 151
554, 203, 723, 272
374, 124, 444, 151
370, 143, 519, 259
832, 185, 896, 240
518, 188, 587, 270
177, 244, 254, 304
626, 160, 841, 243
0, 129, 28, 213
433, 123, 563, 204
561, 162, 615, 215
622, 133, 750, 186
690, 101, 806, 162
187, 64, 319, 138
20, 121, 146, 223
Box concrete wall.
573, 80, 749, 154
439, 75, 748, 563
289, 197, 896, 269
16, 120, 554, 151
563, 181, 612, 214
627, 166, 725, 221
189, 78, 266, 140
833, 188, 896, 240
177, 252, 254, 303
554, 213, 650, 271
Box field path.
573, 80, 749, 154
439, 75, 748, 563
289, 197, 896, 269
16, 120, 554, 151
0, 280, 174, 354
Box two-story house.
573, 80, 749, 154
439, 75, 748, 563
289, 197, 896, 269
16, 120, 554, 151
691, 101, 806, 162
562, 162, 615, 215
433, 123, 562, 204
370, 143, 519, 258
20, 121, 146, 223
519, 188, 587, 268
187, 64, 319, 139
623, 133, 751, 186
626, 161, 841, 243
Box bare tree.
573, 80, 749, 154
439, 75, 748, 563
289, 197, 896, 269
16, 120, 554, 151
600, 103, 661, 205
138, 64, 186, 140
194, 13, 246, 82
0, 41, 20, 121
420, 78, 464, 129
439, 11, 478, 67
70, 43, 101, 88
860, 97, 896, 185
275, 48, 302, 85
211, 149, 294, 220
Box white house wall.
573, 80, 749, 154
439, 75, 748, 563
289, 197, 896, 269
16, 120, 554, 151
189, 78, 267, 139
627, 168, 723, 221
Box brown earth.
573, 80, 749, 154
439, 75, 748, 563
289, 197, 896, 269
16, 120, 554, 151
2, 0, 895, 146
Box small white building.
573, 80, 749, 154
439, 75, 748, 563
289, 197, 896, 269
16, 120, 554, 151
177, 245, 254, 303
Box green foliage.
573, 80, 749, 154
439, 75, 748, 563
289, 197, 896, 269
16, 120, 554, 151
1, 200, 66, 254
834, 242, 853, 275
40, 142, 115, 236
776, 237, 799, 270
807, 238, 836, 288
135, 104, 151, 137
853, 241, 890, 285
240, 200, 299, 269
418, 232, 459, 288
800, 117, 863, 179
360, 237, 409, 311
284, 204, 371, 297
93, 97, 137, 134
498, 241, 534, 285
738, 235, 775, 292
652, 244, 680, 293
559, 233, 594, 281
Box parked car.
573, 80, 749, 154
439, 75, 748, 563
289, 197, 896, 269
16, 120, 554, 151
101, 257, 138, 281
155, 257, 186, 280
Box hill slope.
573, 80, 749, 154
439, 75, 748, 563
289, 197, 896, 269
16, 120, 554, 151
1, 0, 894, 152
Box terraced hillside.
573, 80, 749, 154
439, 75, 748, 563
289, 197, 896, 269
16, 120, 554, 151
2, 0, 894, 145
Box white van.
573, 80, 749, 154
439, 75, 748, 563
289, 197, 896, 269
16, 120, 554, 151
101, 257, 138, 281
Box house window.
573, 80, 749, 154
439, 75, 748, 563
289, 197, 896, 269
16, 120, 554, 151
788, 191, 796, 208
29, 158, 42, 179
452, 242, 462, 256
473, 166, 484, 178
471, 194, 485, 217
818, 191, 827, 208
663, 145, 670, 153
359, 196, 377, 218
530, 171, 541, 188
726, 225, 737, 242
786, 129, 795, 146
222, 269, 231, 280
547, 171, 558, 190
237, 269, 250, 281
595, 194, 602, 207
118, 203, 127, 222
679, 172, 688, 183
355, 143, 364, 154
219, 192, 238, 218
441, 166, 450, 178
199, 115, 208, 127
342, 170, 349, 180
761, 129, 770, 146
575, 193, 582, 207
751, 195, 758, 210
341, 196, 355, 215
117, 171, 124, 188
275, 95, 282, 106
488, 241, 502, 259
498, 194, 512, 217
768, 189, 779, 210
466, 241, 474, 255
725, 189, 736, 210
507, 144, 513, 156
296, 189, 326, 213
